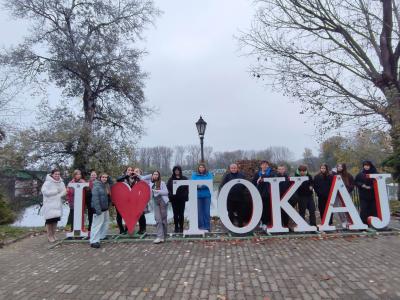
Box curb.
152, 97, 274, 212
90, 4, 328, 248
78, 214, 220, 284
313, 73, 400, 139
53, 228, 400, 247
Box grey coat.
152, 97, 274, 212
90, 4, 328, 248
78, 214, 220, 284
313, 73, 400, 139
91, 180, 111, 215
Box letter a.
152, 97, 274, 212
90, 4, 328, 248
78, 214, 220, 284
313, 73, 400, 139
318, 175, 367, 231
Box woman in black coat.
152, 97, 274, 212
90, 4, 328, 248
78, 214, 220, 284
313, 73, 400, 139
355, 160, 378, 225
313, 163, 333, 224
167, 166, 188, 233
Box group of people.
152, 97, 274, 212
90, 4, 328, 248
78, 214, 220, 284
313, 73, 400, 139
220, 160, 379, 231
40, 164, 208, 247
40, 159, 379, 247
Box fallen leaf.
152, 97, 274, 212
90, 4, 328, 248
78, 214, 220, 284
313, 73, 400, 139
320, 275, 332, 281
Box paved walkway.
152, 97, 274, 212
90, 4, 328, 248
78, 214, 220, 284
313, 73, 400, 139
1, 229, 400, 300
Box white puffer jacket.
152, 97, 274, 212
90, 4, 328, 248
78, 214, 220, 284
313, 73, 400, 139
41, 174, 66, 220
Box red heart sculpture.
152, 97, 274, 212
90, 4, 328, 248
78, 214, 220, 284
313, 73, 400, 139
111, 181, 151, 234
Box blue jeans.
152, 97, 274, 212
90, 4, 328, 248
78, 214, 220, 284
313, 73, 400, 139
198, 197, 211, 231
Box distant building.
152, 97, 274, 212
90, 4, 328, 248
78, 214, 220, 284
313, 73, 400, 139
0, 168, 47, 203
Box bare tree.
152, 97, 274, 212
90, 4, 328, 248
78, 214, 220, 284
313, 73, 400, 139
173, 145, 186, 167
302, 147, 320, 173
241, 0, 400, 189
0, 0, 159, 172
185, 145, 201, 170
0, 74, 24, 141
269, 146, 294, 163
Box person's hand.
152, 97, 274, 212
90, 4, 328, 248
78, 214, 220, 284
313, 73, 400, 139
362, 184, 371, 189
309, 186, 313, 191
257, 177, 263, 184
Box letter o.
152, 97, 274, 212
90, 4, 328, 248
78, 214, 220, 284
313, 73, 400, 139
218, 179, 263, 234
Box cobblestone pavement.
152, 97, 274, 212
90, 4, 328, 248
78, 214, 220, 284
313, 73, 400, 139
1, 228, 400, 300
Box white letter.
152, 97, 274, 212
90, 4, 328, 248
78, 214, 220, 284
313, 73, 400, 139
265, 177, 317, 233
218, 179, 262, 234
66, 182, 89, 238
367, 174, 392, 229
318, 175, 367, 231
173, 180, 213, 236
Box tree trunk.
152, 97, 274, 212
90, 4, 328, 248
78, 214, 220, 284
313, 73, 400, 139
73, 87, 96, 174
386, 88, 400, 200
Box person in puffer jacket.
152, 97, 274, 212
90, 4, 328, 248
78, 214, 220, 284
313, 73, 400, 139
90, 173, 112, 248
41, 169, 66, 243
295, 165, 316, 226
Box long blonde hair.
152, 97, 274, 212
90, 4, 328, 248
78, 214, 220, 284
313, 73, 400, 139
99, 173, 111, 195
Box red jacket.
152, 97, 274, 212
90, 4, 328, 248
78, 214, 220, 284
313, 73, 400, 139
66, 179, 86, 209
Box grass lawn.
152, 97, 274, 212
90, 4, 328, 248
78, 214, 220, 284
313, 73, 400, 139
390, 200, 400, 214
0, 225, 42, 244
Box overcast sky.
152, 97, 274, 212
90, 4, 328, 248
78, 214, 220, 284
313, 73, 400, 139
139, 0, 319, 159
0, 0, 320, 159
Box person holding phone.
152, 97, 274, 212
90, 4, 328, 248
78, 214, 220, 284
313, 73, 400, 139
141, 170, 169, 243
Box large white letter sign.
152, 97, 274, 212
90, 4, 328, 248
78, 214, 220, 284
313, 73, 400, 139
173, 180, 213, 236
318, 176, 367, 231
67, 182, 89, 238
217, 179, 263, 234
265, 177, 317, 233
368, 174, 392, 229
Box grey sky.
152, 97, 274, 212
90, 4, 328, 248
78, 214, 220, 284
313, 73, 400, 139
139, 0, 319, 158
0, 0, 320, 159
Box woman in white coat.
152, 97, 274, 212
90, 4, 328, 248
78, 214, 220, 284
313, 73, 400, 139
140, 170, 169, 244
41, 169, 66, 242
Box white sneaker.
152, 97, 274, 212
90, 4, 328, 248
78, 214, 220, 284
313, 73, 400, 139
261, 224, 267, 231
153, 238, 164, 244
342, 222, 348, 229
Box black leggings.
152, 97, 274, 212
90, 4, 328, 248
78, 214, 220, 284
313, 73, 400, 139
87, 207, 94, 231
281, 196, 298, 227
228, 200, 246, 227
298, 195, 316, 226
116, 209, 127, 233
171, 200, 185, 231
261, 197, 272, 226
67, 208, 74, 227
360, 197, 377, 224
318, 197, 333, 225
116, 209, 146, 233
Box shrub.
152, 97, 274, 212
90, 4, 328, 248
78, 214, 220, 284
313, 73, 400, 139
0, 192, 15, 225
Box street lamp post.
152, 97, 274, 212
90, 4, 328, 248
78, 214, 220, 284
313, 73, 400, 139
195, 116, 207, 163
